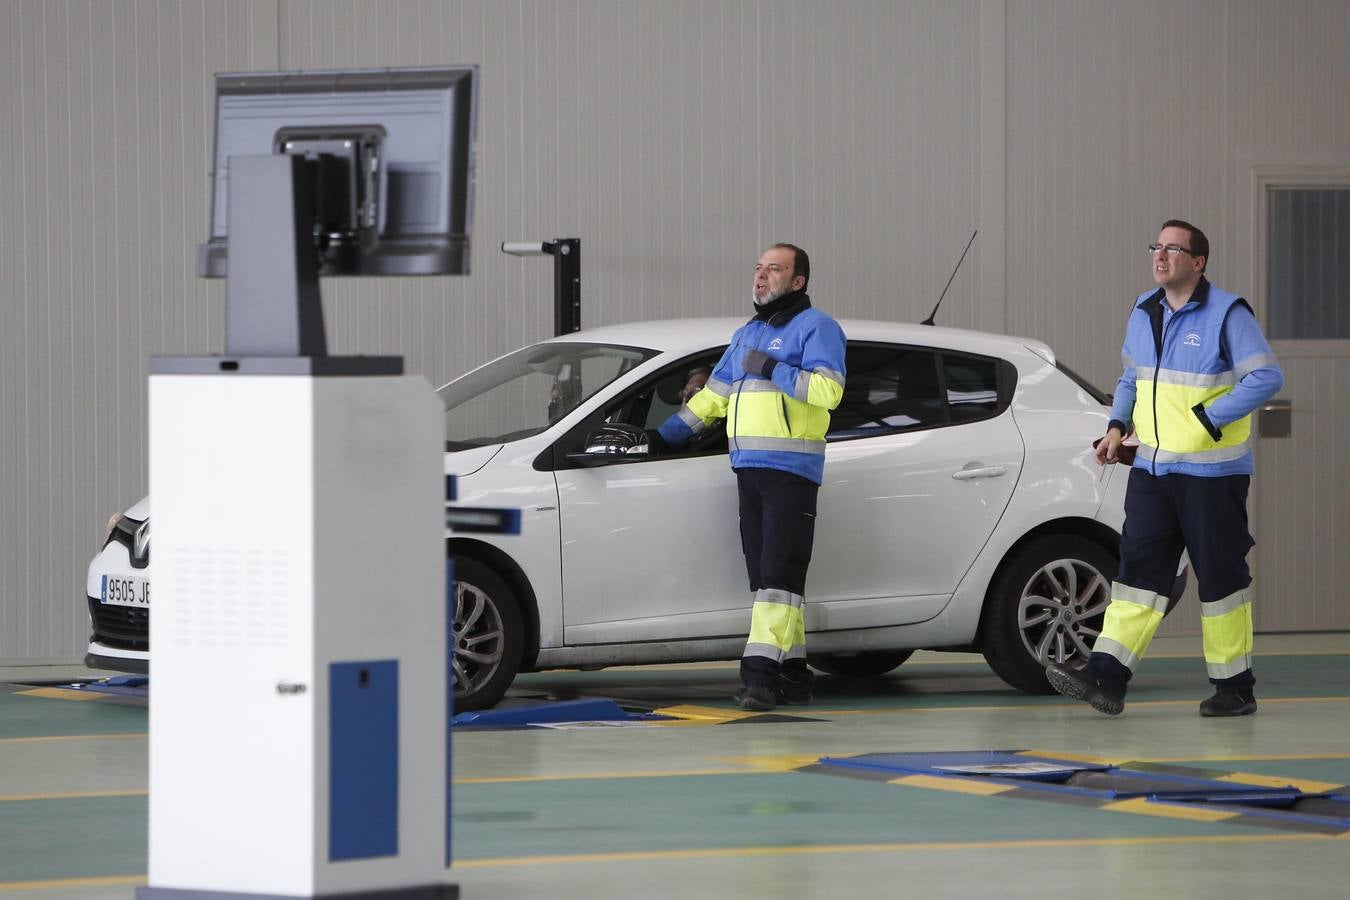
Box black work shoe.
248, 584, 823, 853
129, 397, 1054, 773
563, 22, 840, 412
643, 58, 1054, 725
777, 685, 813, 705
734, 684, 778, 712
1200, 688, 1257, 717
1046, 663, 1125, 716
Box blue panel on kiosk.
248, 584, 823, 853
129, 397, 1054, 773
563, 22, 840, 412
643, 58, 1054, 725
330, 660, 399, 861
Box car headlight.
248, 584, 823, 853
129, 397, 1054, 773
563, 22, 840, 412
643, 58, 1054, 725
103, 512, 126, 547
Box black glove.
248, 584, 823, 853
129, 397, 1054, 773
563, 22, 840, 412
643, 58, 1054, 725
742, 349, 777, 379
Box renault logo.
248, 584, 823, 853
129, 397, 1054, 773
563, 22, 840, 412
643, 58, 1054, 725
133, 521, 151, 561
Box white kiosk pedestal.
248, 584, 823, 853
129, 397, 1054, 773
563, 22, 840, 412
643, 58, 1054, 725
141, 365, 452, 899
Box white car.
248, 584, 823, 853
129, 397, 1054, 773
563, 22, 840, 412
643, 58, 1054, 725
87, 317, 1153, 710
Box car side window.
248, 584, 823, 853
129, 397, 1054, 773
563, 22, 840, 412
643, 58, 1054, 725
827, 344, 1009, 440
828, 345, 944, 438
943, 353, 1001, 423
545, 350, 728, 469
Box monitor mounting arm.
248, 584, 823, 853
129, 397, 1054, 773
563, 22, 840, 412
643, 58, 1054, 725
225, 153, 328, 358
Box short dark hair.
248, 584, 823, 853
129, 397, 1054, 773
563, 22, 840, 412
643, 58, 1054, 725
1162, 219, 1209, 272
773, 243, 810, 288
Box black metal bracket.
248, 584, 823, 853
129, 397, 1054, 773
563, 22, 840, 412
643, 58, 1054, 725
501, 239, 581, 336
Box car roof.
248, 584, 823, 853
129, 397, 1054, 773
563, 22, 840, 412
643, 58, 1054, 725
543, 317, 1056, 365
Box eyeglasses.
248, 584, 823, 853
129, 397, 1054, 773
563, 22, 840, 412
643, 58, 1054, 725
1148, 243, 1194, 256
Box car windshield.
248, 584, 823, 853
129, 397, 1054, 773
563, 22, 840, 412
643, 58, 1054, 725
438, 341, 657, 448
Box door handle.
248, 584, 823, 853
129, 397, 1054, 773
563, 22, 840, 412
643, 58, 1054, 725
953, 464, 1006, 480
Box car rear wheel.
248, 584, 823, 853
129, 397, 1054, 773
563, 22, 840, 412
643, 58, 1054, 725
451, 556, 523, 711
981, 536, 1117, 693
808, 650, 914, 678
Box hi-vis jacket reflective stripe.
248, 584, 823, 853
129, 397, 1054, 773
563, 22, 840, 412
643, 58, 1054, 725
658, 292, 846, 484
1108, 278, 1283, 477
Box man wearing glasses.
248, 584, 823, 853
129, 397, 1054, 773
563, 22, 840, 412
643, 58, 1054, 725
1047, 220, 1283, 717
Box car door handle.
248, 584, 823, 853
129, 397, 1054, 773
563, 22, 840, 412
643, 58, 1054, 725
952, 464, 1006, 480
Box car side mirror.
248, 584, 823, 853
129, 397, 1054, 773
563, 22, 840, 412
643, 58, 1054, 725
566, 423, 649, 467
565, 450, 630, 467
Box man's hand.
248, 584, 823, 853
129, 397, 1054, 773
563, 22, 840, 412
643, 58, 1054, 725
1094, 427, 1124, 465
742, 349, 777, 379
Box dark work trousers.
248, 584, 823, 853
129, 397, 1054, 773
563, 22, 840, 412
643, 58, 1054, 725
736, 467, 819, 692
1089, 468, 1256, 696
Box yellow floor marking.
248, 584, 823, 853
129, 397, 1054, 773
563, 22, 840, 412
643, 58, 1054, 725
810, 695, 1350, 717
653, 704, 759, 724
0, 733, 145, 745
707, 754, 822, 772
0, 874, 145, 893
3, 830, 1344, 889
16, 687, 104, 702
453, 831, 1333, 869
0, 788, 146, 803
891, 774, 1015, 796
455, 768, 753, 785
1101, 797, 1239, 822
1214, 772, 1344, 792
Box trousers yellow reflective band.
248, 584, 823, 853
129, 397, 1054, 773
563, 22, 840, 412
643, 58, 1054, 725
1094, 583, 1169, 671
744, 640, 807, 662
1112, 583, 1171, 613
745, 591, 806, 663
1134, 379, 1252, 454
1202, 589, 1253, 679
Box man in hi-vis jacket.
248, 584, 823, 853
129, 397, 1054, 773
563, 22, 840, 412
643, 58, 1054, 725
650, 244, 846, 711
1048, 220, 1283, 717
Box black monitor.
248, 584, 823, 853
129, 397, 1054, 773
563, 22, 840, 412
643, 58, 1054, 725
198, 65, 478, 278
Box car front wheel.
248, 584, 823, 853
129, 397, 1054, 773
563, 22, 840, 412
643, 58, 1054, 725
981, 535, 1117, 693
451, 556, 523, 711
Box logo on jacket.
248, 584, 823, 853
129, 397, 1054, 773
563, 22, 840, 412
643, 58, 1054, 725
768, 338, 783, 350
1183, 332, 1201, 347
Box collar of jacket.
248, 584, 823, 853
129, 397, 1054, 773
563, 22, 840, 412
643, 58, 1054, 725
750, 290, 812, 325
1138, 275, 1211, 314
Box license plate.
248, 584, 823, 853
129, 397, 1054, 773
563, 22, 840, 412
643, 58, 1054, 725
101, 574, 149, 607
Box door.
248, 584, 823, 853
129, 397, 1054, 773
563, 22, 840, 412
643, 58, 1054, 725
556, 352, 749, 644
810, 344, 1022, 626
1251, 179, 1350, 630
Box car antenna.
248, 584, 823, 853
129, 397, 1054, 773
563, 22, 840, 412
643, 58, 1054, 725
920, 229, 978, 326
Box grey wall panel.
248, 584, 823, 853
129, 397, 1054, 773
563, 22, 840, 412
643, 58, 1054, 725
0, 0, 278, 664
277, 0, 987, 391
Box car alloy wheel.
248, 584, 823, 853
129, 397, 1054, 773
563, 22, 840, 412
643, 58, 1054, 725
449, 556, 524, 711
452, 579, 506, 698
1016, 556, 1111, 667
981, 535, 1118, 693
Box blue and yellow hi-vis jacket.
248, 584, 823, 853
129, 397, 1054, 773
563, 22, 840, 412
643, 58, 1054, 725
1109, 277, 1283, 477
658, 292, 846, 484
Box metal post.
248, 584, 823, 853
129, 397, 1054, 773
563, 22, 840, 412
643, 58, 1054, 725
501, 238, 581, 336
551, 239, 580, 336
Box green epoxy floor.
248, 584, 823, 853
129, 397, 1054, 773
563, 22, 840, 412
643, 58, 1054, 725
3, 636, 1350, 898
